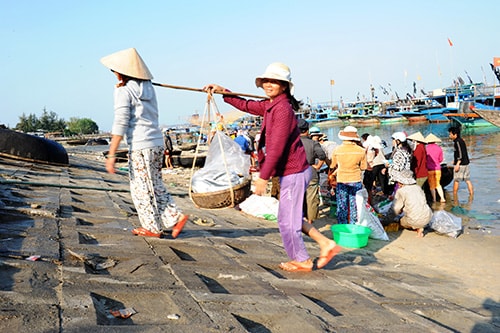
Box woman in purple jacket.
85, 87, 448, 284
204, 63, 339, 272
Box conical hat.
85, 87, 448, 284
425, 133, 442, 143
100, 48, 153, 80
407, 131, 426, 142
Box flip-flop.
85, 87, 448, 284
317, 245, 342, 269
172, 214, 189, 238
279, 261, 313, 272
131, 227, 161, 238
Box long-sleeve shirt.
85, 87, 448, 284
425, 143, 443, 171
392, 184, 432, 227
330, 141, 367, 183
223, 93, 309, 180
300, 135, 326, 179
411, 143, 428, 178
111, 80, 163, 151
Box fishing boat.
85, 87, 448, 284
0, 128, 69, 166
471, 107, 500, 127
376, 114, 407, 124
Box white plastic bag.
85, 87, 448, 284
429, 210, 462, 238
355, 189, 389, 241
191, 131, 250, 193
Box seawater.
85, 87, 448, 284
318, 122, 500, 235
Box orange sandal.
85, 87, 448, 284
317, 245, 342, 269
172, 214, 189, 238
279, 261, 313, 272
132, 227, 161, 238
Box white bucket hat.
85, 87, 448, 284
392, 169, 416, 185
391, 131, 407, 143
100, 48, 153, 80
407, 131, 426, 143
338, 125, 360, 141
425, 133, 442, 143
255, 62, 294, 95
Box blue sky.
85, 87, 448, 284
1, 0, 499, 131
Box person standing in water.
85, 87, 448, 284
448, 126, 474, 203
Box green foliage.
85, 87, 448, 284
15, 107, 66, 133
67, 117, 99, 135
14, 107, 99, 135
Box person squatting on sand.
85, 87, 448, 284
391, 169, 432, 238
203, 62, 340, 272
101, 48, 188, 239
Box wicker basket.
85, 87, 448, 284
190, 178, 252, 209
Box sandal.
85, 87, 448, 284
279, 261, 313, 272
317, 245, 342, 269
172, 214, 189, 238
132, 227, 161, 238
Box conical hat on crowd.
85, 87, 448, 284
407, 131, 426, 143
425, 133, 442, 143
100, 48, 153, 80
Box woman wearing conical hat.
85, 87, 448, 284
101, 48, 187, 239
424, 133, 446, 203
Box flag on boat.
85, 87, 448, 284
447, 38, 453, 46
494, 57, 500, 68
330, 79, 335, 86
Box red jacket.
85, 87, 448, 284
411, 143, 428, 178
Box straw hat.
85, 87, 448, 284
338, 125, 360, 141
407, 131, 426, 143
100, 48, 153, 80
255, 62, 294, 95
425, 133, 442, 143
392, 169, 416, 185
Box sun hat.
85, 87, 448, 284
309, 126, 322, 136
255, 62, 294, 95
100, 48, 153, 80
392, 169, 416, 185
338, 125, 360, 141
319, 134, 328, 141
407, 131, 426, 143
425, 133, 442, 143
391, 131, 407, 143
297, 118, 309, 132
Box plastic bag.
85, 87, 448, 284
355, 189, 389, 241
239, 194, 279, 221
375, 198, 392, 215
191, 131, 250, 193
429, 210, 462, 238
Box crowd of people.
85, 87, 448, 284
100, 47, 474, 273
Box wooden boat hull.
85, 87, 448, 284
0, 128, 69, 166
472, 108, 500, 127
